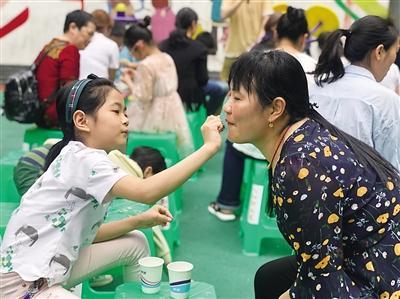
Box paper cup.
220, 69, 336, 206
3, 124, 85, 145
167, 261, 193, 299
139, 257, 164, 294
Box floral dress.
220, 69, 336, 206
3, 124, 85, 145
272, 119, 400, 298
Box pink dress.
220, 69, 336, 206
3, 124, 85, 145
126, 52, 194, 157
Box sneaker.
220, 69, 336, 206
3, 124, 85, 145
208, 202, 236, 221
89, 274, 113, 288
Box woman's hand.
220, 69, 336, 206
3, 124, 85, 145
138, 204, 173, 228
201, 115, 224, 154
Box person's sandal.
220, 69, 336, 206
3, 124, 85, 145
208, 201, 236, 221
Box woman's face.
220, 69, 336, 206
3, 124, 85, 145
223, 86, 268, 144
374, 38, 400, 82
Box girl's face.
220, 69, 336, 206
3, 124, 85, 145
374, 38, 400, 82
87, 89, 129, 153
223, 86, 268, 144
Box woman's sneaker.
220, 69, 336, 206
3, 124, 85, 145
208, 202, 236, 221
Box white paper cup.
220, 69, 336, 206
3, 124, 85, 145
167, 261, 193, 299
139, 257, 164, 294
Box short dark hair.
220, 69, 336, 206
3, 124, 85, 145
130, 146, 166, 174
63, 10, 94, 33
277, 6, 308, 43
124, 16, 152, 49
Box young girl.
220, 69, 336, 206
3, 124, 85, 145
0, 75, 222, 298
121, 17, 194, 157
223, 50, 400, 298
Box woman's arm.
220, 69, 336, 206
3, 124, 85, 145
93, 205, 173, 243
111, 116, 223, 204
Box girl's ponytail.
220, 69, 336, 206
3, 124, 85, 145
44, 138, 70, 171
313, 29, 347, 86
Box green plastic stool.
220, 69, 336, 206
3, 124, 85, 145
239, 159, 292, 256
0, 150, 23, 203
126, 132, 183, 213
0, 202, 19, 238
23, 126, 63, 151
186, 105, 206, 151
115, 281, 217, 298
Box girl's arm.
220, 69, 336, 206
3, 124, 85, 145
93, 205, 173, 243
111, 116, 223, 204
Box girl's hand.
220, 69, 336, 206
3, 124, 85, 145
139, 205, 173, 228
201, 115, 224, 154
121, 68, 135, 85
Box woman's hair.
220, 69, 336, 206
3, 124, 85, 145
167, 7, 198, 49
261, 12, 282, 48
44, 74, 117, 171
276, 6, 308, 43
229, 50, 399, 215
130, 146, 167, 174
63, 10, 94, 33
91, 9, 112, 33
123, 16, 152, 49
313, 15, 398, 86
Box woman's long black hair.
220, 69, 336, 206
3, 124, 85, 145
229, 50, 399, 215
43, 75, 117, 171
313, 15, 398, 86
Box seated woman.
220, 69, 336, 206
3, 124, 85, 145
121, 17, 194, 157
223, 50, 400, 298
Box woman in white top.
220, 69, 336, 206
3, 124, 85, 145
0, 75, 223, 298
310, 16, 400, 170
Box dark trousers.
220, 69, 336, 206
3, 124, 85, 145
254, 255, 297, 299
216, 140, 247, 209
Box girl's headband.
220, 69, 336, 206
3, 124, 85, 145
65, 79, 92, 124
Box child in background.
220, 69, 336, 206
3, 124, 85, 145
1, 74, 222, 298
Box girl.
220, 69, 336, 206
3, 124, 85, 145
223, 50, 400, 298
310, 15, 400, 170
121, 17, 194, 157
0, 75, 222, 298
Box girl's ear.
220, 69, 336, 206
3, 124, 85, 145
73, 110, 90, 133
374, 44, 385, 61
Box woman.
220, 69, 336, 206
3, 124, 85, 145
310, 15, 400, 170
158, 7, 209, 112
121, 17, 194, 157
275, 6, 316, 85
223, 50, 400, 298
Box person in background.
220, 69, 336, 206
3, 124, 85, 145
275, 6, 317, 86
219, 0, 272, 81
35, 10, 95, 128
121, 17, 194, 157
159, 8, 208, 112
252, 11, 282, 52
310, 15, 400, 170
380, 63, 400, 94
79, 9, 120, 81
195, 31, 229, 115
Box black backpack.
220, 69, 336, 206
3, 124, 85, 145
3, 43, 65, 124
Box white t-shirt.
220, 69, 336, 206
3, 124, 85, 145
380, 63, 400, 94
79, 32, 120, 79
0, 141, 128, 286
